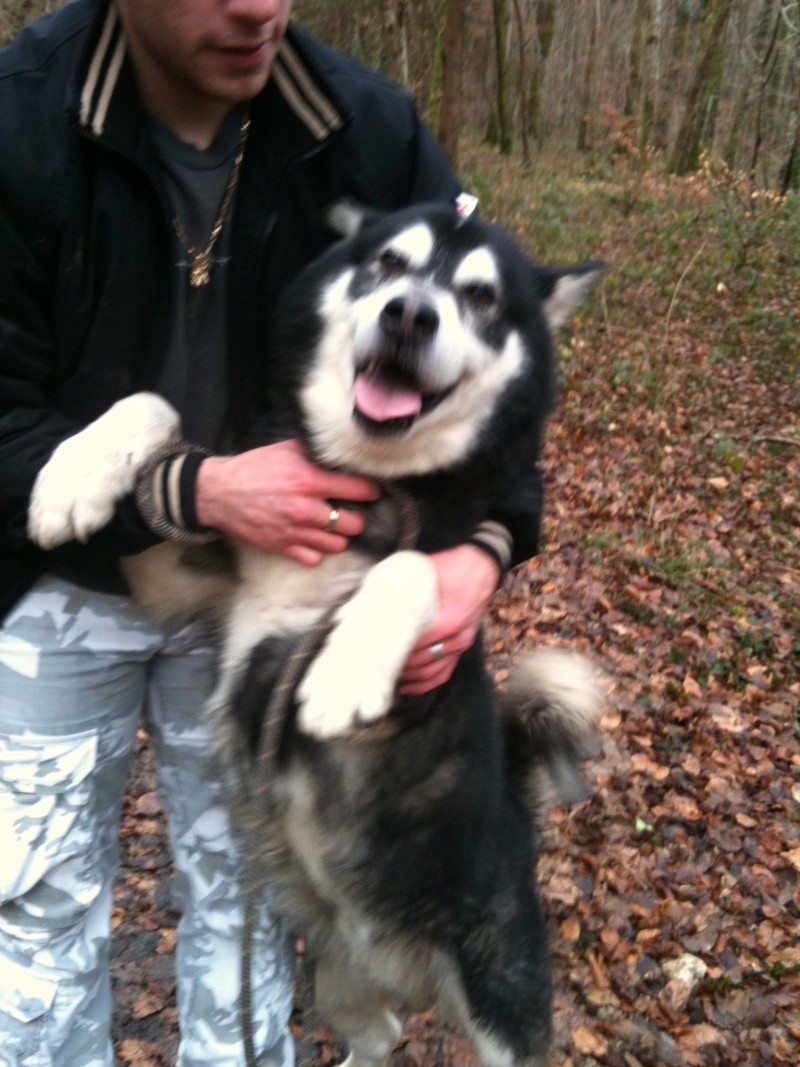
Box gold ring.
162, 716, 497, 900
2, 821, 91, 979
326, 506, 341, 532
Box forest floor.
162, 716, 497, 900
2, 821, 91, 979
110, 148, 799, 1067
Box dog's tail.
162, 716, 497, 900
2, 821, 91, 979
498, 649, 603, 823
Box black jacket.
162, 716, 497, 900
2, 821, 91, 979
0, 1, 542, 621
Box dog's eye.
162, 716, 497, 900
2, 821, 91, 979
462, 282, 498, 311
377, 248, 410, 275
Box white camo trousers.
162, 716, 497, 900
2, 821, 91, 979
0, 576, 294, 1067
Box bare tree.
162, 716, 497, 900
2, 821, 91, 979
669, 0, 737, 175
491, 0, 514, 153
529, 0, 556, 148
747, 0, 784, 177
437, 0, 465, 167
382, 0, 410, 88
576, 0, 600, 153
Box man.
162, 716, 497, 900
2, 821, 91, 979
0, 2, 543, 1064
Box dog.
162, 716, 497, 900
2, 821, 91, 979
28, 201, 604, 1067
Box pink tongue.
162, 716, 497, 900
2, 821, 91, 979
354, 374, 422, 422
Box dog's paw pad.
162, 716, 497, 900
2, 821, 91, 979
297, 653, 394, 740
28, 443, 136, 548
27, 394, 181, 550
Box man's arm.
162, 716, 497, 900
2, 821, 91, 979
0, 203, 167, 558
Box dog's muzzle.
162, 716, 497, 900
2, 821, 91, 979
351, 294, 455, 434
379, 294, 439, 346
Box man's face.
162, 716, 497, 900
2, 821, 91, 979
117, 0, 292, 109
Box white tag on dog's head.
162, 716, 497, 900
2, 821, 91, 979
455, 192, 479, 224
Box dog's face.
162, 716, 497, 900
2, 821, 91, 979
292, 204, 602, 478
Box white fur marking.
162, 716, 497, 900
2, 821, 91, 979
297, 551, 438, 738
27, 393, 181, 549
453, 247, 499, 289
380, 223, 435, 271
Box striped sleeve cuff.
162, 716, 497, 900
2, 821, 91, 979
467, 519, 514, 575
134, 443, 217, 544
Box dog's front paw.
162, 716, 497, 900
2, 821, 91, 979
29, 461, 121, 549
296, 551, 439, 740
297, 634, 396, 739
28, 393, 181, 549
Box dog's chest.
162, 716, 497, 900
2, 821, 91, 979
220, 544, 373, 673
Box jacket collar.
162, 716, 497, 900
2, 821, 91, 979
76, 1, 346, 145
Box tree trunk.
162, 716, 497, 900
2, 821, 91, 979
437, 0, 464, 168
779, 112, 800, 194
382, 0, 410, 87
529, 0, 555, 148
577, 0, 599, 154
427, 0, 446, 138
510, 0, 531, 164
749, 2, 782, 180
626, 0, 653, 150
668, 0, 736, 175
491, 0, 514, 153
654, 1, 690, 153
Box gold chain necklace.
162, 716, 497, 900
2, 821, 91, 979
171, 113, 251, 289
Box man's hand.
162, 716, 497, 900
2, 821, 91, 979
397, 543, 500, 696
195, 439, 379, 565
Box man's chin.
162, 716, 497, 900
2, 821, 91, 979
205, 44, 280, 100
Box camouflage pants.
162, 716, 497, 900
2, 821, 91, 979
0, 576, 295, 1067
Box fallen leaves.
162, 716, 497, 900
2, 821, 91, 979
571, 1025, 608, 1057
132, 989, 166, 1021
117, 1039, 163, 1067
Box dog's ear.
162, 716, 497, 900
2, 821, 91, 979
325, 200, 382, 239
538, 261, 606, 332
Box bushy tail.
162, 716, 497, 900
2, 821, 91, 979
498, 649, 603, 823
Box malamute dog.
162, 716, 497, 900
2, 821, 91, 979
28, 202, 603, 1067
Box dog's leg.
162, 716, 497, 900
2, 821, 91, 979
297, 550, 438, 739
315, 952, 403, 1067
28, 393, 181, 549
470, 1030, 547, 1067
437, 901, 552, 1067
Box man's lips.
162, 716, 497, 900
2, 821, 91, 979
214, 40, 272, 66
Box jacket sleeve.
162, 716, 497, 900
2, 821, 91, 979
0, 205, 159, 557
481, 460, 545, 569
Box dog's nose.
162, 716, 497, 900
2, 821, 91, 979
380, 296, 439, 340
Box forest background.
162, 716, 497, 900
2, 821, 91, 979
2, 2, 799, 1066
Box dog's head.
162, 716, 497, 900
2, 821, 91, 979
281, 202, 603, 478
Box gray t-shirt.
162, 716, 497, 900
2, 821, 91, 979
150, 107, 246, 449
